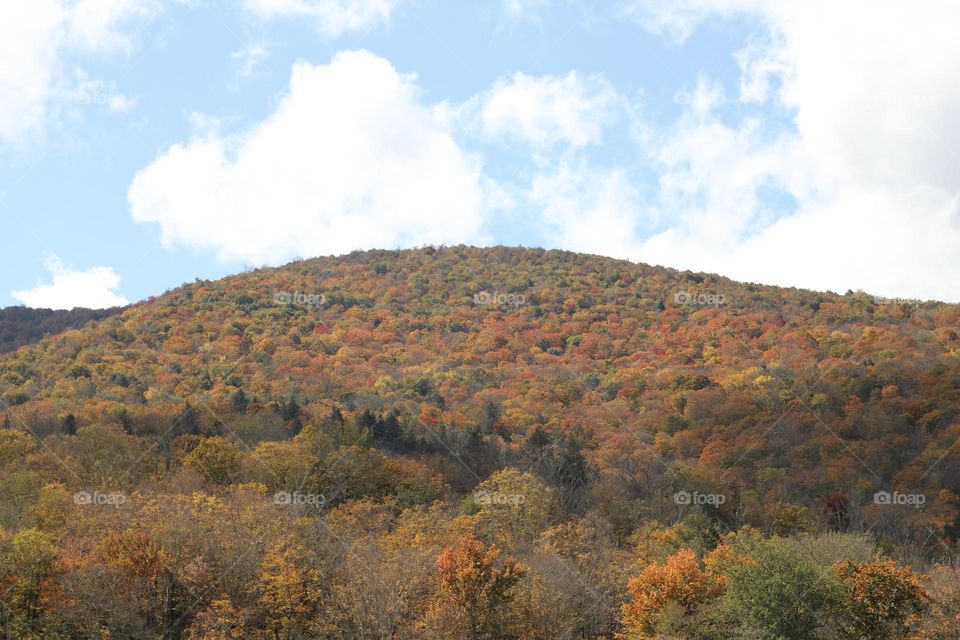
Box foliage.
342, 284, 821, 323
622, 548, 724, 638
0, 246, 956, 637
833, 558, 927, 639
0, 306, 123, 354
183, 436, 243, 485
435, 537, 526, 639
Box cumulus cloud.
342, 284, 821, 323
11, 255, 129, 309
621, 0, 764, 44
65, 0, 162, 52
529, 162, 645, 261
473, 71, 620, 148
243, 0, 404, 36
0, 3, 66, 142
120, 1, 960, 301
0, 1, 157, 144
621, 0, 960, 301
129, 50, 490, 264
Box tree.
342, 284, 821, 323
244, 440, 320, 494
183, 436, 243, 485
371, 410, 402, 445
704, 532, 836, 640
435, 537, 525, 639
0, 429, 35, 466
470, 468, 554, 547
326, 537, 431, 639
833, 559, 926, 639
525, 426, 550, 451
479, 400, 500, 434
535, 438, 592, 515
386, 457, 445, 508
116, 407, 133, 434
323, 445, 393, 503
60, 413, 76, 436
97, 528, 181, 638
914, 564, 960, 639
256, 538, 320, 638
174, 403, 201, 436
2, 528, 58, 634
460, 425, 499, 482
824, 491, 851, 531
278, 398, 301, 423
622, 548, 724, 638
59, 423, 160, 487
184, 596, 247, 640
230, 389, 249, 414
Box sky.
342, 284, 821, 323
1, 0, 959, 309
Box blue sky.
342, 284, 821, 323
2, 1, 959, 308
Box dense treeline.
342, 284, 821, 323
0, 246, 958, 638
0, 306, 124, 354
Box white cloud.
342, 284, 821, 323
438, 69, 638, 259
619, 0, 960, 301
620, 0, 764, 44
11, 255, 129, 309
644, 82, 811, 244
0, 2, 66, 142
231, 42, 269, 80
129, 50, 490, 264
530, 162, 644, 260
500, 0, 551, 22
243, 0, 404, 36
0, 1, 157, 144
112, 0, 960, 302
473, 71, 620, 148
734, 30, 788, 104
65, 0, 162, 52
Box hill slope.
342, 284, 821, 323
3, 247, 958, 494
0, 246, 959, 637
0, 305, 124, 353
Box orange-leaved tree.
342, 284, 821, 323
435, 537, 526, 639
833, 558, 927, 639
622, 547, 725, 638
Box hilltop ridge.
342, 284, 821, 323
2, 246, 956, 501
1, 246, 959, 637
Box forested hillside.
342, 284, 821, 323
0, 306, 124, 353
0, 246, 958, 638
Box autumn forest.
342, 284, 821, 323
1, 245, 959, 639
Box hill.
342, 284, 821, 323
0, 246, 959, 638
0, 305, 124, 353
